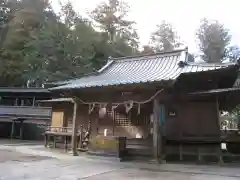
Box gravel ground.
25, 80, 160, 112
0, 141, 239, 180
0, 149, 51, 163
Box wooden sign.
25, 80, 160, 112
168, 108, 177, 117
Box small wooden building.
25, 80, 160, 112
45, 48, 240, 162
0, 87, 52, 140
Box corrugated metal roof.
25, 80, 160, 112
50, 49, 235, 90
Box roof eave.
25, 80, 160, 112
49, 79, 175, 91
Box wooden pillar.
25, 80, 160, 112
238, 113, 240, 130
112, 110, 115, 136
153, 99, 161, 162
44, 134, 47, 147
19, 121, 23, 140
96, 114, 99, 135
216, 96, 223, 164
216, 96, 221, 130
53, 135, 56, 148
64, 136, 68, 151
21, 99, 24, 106
14, 98, 18, 106
10, 120, 15, 139
33, 96, 35, 106
179, 144, 183, 161
71, 102, 78, 156
80, 125, 84, 149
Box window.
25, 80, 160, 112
103, 107, 150, 127
114, 111, 150, 126
115, 112, 131, 126
0, 97, 15, 106
16, 98, 34, 106
23, 98, 33, 106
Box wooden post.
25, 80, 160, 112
33, 96, 35, 106
96, 114, 99, 135
21, 99, 24, 106
14, 98, 18, 106
64, 136, 68, 151
44, 134, 47, 147
112, 109, 115, 136
53, 136, 56, 148
153, 99, 161, 162
10, 120, 15, 139
216, 96, 221, 130
79, 125, 83, 149
19, 121, 23, 140
71, 102, 78, 156
179, 144, 183, 161
216, 96, 223, 164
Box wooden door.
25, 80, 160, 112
51, 111, 64, 132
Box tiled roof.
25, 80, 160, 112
38, 98, 74, 103
0, 87, 50, 93
50, 48, 235, 90
234, 77, 240, 87
189, 87, 240, 95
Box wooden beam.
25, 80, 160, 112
71, 101, 78, 156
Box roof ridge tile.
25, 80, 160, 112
187, 62, 235, 68
111, 48, 187, 62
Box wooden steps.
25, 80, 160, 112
124, 138, 153, 160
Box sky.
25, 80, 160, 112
51, 0, 240, 54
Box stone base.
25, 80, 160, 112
87, 150, 117, 157
68, 150, 78, 156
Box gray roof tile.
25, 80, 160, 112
0, 87, 50, 93
189, 87, 240, 95
50, 49, 235, 90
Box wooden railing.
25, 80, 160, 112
45, 126, 73, 133
0, 106, 52, 119
45, 122, 93, 152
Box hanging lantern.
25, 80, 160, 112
88, 103, 95, 114
99, 107, 107, 118
125, 101, 133, 113
99, 103, 107, 118
137, 103, 141, 115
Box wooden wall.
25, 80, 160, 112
50, 103, 92, 131
73, 104, 152, 138
165, 101, 220, 140
51, 102, 73, 128
49, 98, 220, 142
